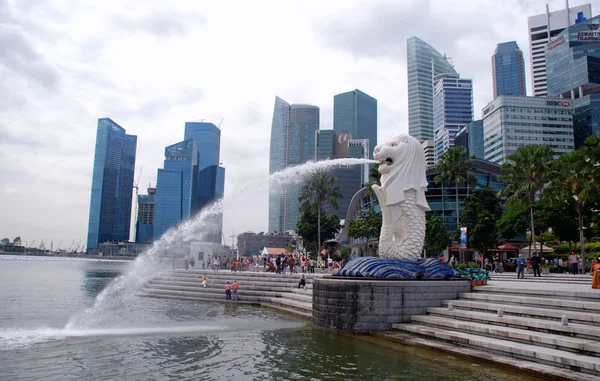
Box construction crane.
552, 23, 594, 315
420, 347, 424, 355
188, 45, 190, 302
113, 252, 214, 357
218, 118, 224, 129
132, 165, 143, 241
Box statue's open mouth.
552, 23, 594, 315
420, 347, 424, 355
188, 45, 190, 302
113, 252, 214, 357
384, 158, 393, 165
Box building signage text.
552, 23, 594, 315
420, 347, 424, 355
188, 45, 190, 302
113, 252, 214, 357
577, 24, 600, 41
546, 100, 570, 107
483, 104, 494, 115
547, 36, 565, 51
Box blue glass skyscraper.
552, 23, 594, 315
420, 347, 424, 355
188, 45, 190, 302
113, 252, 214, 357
407, 37, 457, 143
153, 139, 199, 239
492, 41, 526, 97
269, 97, 319, 233
87, 118, 137, 252
333, 89, 378, 149
546, 15, 600, 147
184, 122, 221, 170
432, 74, 473, 164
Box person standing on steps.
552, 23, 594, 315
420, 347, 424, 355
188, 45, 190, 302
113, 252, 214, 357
225, 282, 231, 300
517, 254, 526, 279
531, 252, 541, 277
276, 254, 282, 274
568, 251, 578, 275
592, 257, 600, 289
231, 280, 239, 300
202, 274, 208, 288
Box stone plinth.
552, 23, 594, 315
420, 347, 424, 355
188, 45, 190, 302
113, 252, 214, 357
312, 277, 471, 333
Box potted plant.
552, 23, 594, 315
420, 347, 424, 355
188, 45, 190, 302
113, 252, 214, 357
455, 264, 491, 287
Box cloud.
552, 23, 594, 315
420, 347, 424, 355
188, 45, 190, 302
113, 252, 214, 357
113, 8, 206, 38
0, 23, 60, 88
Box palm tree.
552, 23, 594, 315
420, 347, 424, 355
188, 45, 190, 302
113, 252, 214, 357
499, 145, 554, 256
546, 149, 596, 265
298, 170, 342, 259
434, 146, 476, 230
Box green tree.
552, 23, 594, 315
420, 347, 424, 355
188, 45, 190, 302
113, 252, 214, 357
365, 163, 382, 197
0, 238, 9, 246
424, 213, 450, 255
546, 148, 597, 263
434, 146, 476, 228
13, 236, 21, 246
298, 170, 342, 259
499, 145, 554, 256
462, 188, 503, 257
296, 205, 341, 256
347, 208, 382, 255
497, 201, 529, 240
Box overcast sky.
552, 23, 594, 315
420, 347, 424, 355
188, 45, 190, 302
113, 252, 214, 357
0, 0, 594, 249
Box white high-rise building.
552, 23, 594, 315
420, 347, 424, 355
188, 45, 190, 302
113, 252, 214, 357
482, 95, 574, 165
527, 2, 592, 97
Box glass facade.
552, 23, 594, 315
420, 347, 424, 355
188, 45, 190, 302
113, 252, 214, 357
315, 130, 335, 160
574, 94, 600, 148
268, 97, 320, 233
426, 160, 505, 232
455, 120, 485, 160
333, 89, 377, 149
87, 118, 137, 252
432, 74, 473, 164
492, 41, 526, 97
407, 37, 457, 143
482, 95, 574, 165
135, 187, 156, 244
527, 3, 592, 97
153, 139, 198, 240
184, 122, 221, 170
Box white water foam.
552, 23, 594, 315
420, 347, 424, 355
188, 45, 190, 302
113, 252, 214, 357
0, 325, 224, 351
64, 158, 377, 330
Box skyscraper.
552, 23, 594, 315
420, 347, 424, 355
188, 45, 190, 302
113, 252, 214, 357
527, 3, 592, 97
87, 118, 137, 252
136, 187, 156, 244
407, 37, 457, 143
454, 120, 484, 160
153, 139, 199, 240
546, 14, 600, 147
183, 121, 225, 243
492, 41, 526, 97
333, 89, 378, 149
432, 73, 473, 164
269, 97, 319, 233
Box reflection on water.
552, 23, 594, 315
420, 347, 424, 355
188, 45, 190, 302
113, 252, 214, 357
0, 259, 544, 381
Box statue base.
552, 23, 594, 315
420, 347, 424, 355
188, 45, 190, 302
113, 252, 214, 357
332, 257, 461, 279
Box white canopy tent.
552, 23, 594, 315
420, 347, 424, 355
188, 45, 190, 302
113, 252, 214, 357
519, 244, 555, 258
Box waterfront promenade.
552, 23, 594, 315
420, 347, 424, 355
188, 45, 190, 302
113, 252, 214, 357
142, 270, 599, 380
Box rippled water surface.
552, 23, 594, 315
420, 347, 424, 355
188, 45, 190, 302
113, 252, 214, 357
0, 257, 542, 380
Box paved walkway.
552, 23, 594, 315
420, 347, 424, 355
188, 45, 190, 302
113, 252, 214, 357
485, 279, 600, 296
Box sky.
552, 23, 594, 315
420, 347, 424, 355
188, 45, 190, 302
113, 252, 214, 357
0, 0, 595, 250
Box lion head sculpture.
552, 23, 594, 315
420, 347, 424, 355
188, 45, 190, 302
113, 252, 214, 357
373, 134, 430, 211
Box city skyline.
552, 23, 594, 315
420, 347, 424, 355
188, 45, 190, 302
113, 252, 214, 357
0, 0, 595, 248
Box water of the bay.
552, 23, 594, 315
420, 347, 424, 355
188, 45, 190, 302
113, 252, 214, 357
0, 257, 543, 381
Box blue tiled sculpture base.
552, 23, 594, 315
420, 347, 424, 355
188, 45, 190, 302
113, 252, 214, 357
332, 257, 461, 279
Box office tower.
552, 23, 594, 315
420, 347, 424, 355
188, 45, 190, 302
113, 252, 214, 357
407, 36, 457, 142
422, 140, 435, 168
454, 120, 484, 160
432, 74, 473, 164
492, 41, 526, 97
482, 95, 574, 165
153, 139, 199, 240
136, 187, 156, 244
333, 89, 378, 148
269, 97, 319, 233
527, 3, 592, 97
315, 130, 335, 160
183, 121, 225, 243
546, 14, 600, 147
87, 118, 137, 252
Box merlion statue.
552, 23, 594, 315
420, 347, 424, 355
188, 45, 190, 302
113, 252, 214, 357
371, 134, 430, 261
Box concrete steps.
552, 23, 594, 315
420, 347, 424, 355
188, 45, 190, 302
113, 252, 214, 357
393, 324, 600, 377
490, 273, 592, 284
384, 281, 600, 378
140, 269, 317, 317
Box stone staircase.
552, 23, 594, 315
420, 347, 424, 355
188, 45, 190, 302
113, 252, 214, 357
375, 282, 600, 381
139, 269, 315, 319
491, 273, 592, 284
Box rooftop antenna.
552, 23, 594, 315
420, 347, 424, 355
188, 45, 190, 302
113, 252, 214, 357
218, 118, 224, 128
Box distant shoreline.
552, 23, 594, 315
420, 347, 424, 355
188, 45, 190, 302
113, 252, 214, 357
0, 252, 135, 261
